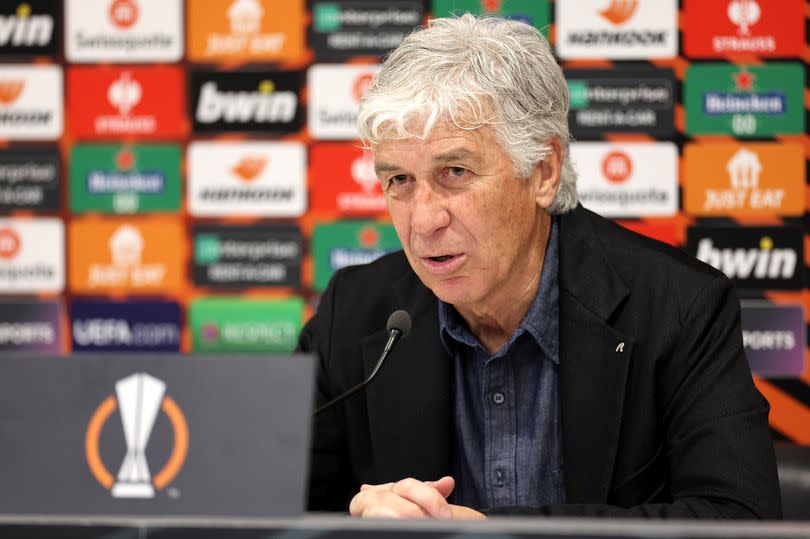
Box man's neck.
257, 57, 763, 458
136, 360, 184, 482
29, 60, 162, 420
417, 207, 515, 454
455, 219, 552, 355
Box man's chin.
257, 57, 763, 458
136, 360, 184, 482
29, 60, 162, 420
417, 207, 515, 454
426, 277, 476, 307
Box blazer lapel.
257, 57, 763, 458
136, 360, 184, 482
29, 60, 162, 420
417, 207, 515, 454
558, 207, 634, 503
361, 272, 452, 483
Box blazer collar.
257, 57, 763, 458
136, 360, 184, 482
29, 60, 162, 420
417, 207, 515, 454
360, 270, 452, 483
557, 206, 634, 503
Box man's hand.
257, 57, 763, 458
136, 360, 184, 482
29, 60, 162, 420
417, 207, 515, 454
349, 476, 486, 520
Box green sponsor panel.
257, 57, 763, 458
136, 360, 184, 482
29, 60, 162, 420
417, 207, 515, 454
567, 80, 589, 109
312, 221, 401, 292
313, 3, 341, 31
431, 0, 550, 33
70, 144, 182, 214
685, 63, 804, 137
190, 297, 304, 353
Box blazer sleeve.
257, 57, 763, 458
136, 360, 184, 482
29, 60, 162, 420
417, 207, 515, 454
487, 275, 782, 519
297, 269, 354, 512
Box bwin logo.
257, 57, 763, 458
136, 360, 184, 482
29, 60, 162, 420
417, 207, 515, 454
0, 4, 53, 47
696, 236, 796, 280
196, 80, 297, 124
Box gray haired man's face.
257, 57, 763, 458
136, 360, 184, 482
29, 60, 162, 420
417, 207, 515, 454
372, 122, 559, 318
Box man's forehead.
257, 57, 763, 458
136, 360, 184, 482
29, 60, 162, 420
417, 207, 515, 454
372, 125, 490, 164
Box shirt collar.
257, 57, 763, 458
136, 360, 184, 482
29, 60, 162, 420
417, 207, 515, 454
438, 217, 560, 363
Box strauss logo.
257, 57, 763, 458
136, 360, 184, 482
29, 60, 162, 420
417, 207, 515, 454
727, 0, 760, 36
108, 71, 142, 116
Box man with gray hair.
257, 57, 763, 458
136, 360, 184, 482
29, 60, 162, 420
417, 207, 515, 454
298, 15, 780, 519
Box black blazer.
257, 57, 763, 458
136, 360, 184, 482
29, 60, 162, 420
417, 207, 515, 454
299, 205, 781, 519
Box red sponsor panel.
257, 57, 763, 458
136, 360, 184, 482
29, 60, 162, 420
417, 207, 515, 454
309, 143, 387, 216
67, 66, 186, 140
683, 0, 805, 58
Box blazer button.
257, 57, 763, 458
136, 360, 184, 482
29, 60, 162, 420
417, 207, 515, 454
492, 391, 505, 405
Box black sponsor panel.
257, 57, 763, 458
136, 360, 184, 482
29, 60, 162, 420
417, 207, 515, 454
0, 0, 59, 57
0, 300, 61, 352
686, 226, 804, 291
192, 224, 302, 288
0, 148, 60, 212
309, 1, 423, 60
565, 68, 675, 139
189, 70, 303, 134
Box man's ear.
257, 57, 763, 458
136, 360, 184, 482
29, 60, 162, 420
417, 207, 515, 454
533, 138, 563, 210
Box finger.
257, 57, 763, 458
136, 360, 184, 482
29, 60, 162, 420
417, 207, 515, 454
353, 490, 429, 518
392, 478, 453, 519
360, 482, 394, 492
425, 476, 455, 499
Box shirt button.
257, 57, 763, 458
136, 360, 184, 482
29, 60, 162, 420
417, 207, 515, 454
492, 391, 505, 405
494, 470, 504, 486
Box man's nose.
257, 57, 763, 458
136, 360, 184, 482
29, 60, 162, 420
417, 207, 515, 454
410, 179, 451, 236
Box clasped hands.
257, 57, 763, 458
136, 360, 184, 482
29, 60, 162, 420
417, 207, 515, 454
349, 475, 486, 519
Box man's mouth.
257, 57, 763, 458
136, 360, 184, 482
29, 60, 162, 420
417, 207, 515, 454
421, 253, 466, 275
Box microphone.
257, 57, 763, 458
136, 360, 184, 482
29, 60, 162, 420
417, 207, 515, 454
313, 310, 412, 416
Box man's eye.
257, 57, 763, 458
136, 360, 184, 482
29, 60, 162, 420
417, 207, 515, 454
448, 167, 467, 177
389, 174, 409, 185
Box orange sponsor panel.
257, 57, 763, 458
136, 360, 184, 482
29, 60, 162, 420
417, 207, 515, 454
187, 0, 304, 63
68, 217, 185, 295
683, 143, 805, 217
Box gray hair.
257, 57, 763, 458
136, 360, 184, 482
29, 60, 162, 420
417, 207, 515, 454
357, 14, 578, 214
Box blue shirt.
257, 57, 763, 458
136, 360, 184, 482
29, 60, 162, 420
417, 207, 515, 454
439, 218, 565, 510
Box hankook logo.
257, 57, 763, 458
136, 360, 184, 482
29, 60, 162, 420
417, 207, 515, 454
85, 373, 188, 498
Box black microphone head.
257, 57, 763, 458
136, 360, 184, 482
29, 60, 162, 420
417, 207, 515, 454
386, 310, 412, 338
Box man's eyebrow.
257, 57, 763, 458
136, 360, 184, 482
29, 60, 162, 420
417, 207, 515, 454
373, 161, 400, 176
433, 148, 480, 163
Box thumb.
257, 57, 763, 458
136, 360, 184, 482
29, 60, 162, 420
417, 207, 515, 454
425, 476, 455, 498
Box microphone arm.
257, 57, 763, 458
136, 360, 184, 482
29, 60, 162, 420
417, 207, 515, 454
313, 310, 411, 417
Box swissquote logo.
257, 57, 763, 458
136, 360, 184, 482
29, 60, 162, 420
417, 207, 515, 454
65, 0, 183, 62
0, 65, 62, 140
0, 226, 20, 259
556, 0, 677, 59
191, 71, 302, 133
688, 227, 803, 290
308, 64, 380, 139
0, 2, 57, 55
86, 373, 188, 498
571, 142, 677, 218
0, 218, 64, 293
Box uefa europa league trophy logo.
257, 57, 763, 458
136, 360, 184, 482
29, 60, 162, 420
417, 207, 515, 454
111, 373, 166, 498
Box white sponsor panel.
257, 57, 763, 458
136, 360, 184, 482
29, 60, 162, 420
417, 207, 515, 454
556, 0, 678, 59
0, 65, 62, 140
188, 141, 306, 217
0, 218, 64, 293
308, 64, 380, 140
65, 0, 183, 62
571, 141, 678, 218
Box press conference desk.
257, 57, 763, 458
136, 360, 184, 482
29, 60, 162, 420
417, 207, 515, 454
1, 514, 809, 539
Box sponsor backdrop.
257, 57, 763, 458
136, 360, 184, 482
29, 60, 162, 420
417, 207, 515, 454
0, 0, 807, 445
